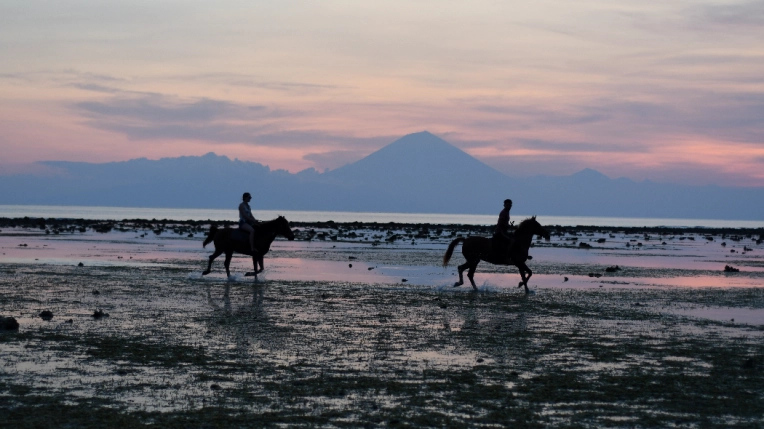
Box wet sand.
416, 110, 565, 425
1, 221, 763, 427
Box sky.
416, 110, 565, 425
1, 0, 763, 186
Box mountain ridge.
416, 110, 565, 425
1, 132, 763, 219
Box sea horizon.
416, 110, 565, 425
0, 204, 761, 229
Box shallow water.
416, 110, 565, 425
1, 224, 764, 427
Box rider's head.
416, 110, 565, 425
504, 199, 513, 209
243, 192, 251, 201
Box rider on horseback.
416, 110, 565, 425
493, 199, 514, 257
239, 192, 259, 254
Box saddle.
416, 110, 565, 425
230, 228, 251, 243
492, 232, 517, 264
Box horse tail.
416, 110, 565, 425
443, 237, 465, 267
203, 225, 218, 248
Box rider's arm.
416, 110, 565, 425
242, 203, 257, 224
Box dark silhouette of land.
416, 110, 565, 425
1, 131, 763, 220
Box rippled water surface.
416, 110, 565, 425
1, 224, 763, 427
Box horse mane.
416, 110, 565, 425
516, 216, 538, 231
257, 216, 289, 232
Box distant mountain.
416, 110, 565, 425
328, 131, 507, 187
0, 131, 762, 220
322, 131, 507, 212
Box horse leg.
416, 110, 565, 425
454, 261, 469, 287
224, 251, 233, 278
202, 248, 223, 275
245, 255, 258, 280
516, 262, 532, 293
467, 260, 479, 291
257, 256, 264, 274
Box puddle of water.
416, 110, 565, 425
3, 228, 764, 294
667, 307, 764, 325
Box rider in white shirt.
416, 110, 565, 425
238, 192, 258, 254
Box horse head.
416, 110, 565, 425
275, 216, 295, 241
519, 216, 550, 241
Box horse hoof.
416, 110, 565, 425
245, 272, 255, 277
453, 283, 462, 287
201, 270, 210, 276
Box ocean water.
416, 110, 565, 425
0, 204, 761, 228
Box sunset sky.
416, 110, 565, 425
1, 1, 763, 186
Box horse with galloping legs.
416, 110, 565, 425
443, 216, 550, 293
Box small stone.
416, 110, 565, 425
563, 277, 569, 282
348, 263, 352, 268
742, 357, 759, 370
401, 278, 408, 283
92, 309, 109, 319
477, 358, 484, 363
78, 262, 84, 267
92, 290, 100, 295
39, 310, 53, 321
0, 316, 20, 331
210, 384, 222, 390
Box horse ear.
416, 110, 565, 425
532, 215, 536, 220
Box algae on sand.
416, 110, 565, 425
1, 262, 763, 428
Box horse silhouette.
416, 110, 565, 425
202, 216, 294, 280
443, 216, 550, 293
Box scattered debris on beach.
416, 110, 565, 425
0, 316, 19, 331
92, 309, 109, 319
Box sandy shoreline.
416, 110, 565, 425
1, 220, 764, 426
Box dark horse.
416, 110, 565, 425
202, 216, 295, 280
442, 216, 550, 293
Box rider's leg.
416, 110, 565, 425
241, 223, 257, 253
502, 231, 514, 255
491, 232, 503, 256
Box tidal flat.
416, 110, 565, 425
1, 220, 763, 427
